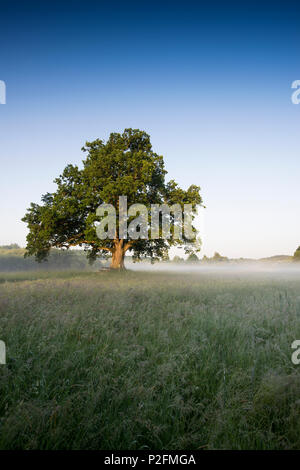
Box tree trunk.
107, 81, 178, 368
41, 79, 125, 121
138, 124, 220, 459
110, 240, 126, 270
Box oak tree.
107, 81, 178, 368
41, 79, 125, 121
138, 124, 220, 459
22, 129, 203, 269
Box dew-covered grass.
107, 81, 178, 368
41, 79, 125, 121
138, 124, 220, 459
0, 269, 300, 449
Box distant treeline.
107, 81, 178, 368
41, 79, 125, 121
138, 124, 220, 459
172, 252, 295, 264
0, 245, 106, 272
172, 252, 239, 264
0, 244, 298, 272
294, 246, 300, 261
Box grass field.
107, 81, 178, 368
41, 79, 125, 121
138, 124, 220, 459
1, 269, 300, 449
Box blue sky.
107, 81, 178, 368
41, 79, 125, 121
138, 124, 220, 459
0, 0, 299, 258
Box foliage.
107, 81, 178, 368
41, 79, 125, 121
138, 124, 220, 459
293, 246, 300, 261
0, 248, 102, 272
172, 255, 185, 263
187, 253, 199, 262
22, 129, 202, 268
202, 252, 229, 263
0, 244, 20, 250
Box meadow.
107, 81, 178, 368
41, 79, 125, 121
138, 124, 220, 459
0, 269, 300, 449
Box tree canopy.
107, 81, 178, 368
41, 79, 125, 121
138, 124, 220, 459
187, 253, 199, 262
293, 246, 300, 261
22, 129, 203, 269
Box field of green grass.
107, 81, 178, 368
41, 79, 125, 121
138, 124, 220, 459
1, 269, 300, 449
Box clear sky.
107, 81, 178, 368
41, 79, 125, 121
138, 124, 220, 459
0, 0, 299, 258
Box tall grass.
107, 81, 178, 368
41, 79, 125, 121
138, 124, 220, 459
0, 270, 300, 449
0, 248, 105, 272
